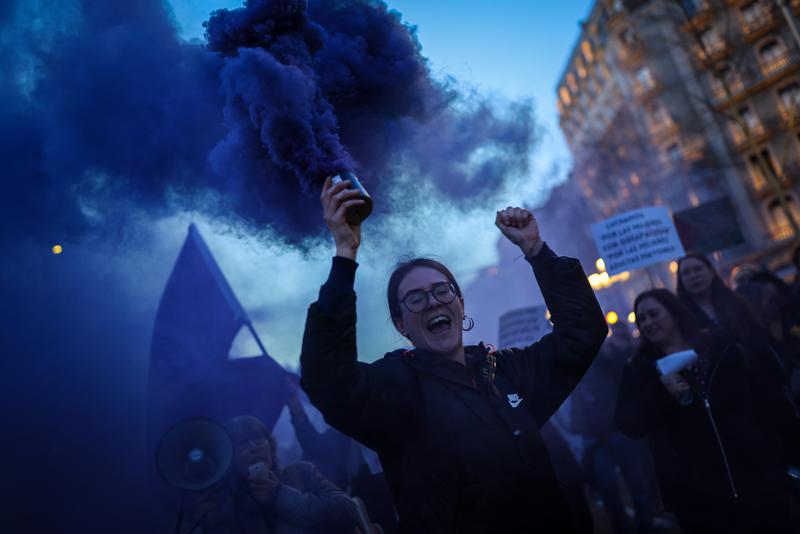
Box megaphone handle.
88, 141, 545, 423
185, 511, 210, 534
174, 498, 184, 534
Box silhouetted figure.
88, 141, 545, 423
616, 289, 800, 534
286, 380, 399, 533
736, 271, 800, 406
572, 323, 659, 534
301, 181, 607, 533
194, 415, 358, 534
540, 421, 594, 534
676, 253, 757, 344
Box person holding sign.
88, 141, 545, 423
615, 289, 800, 534
300, 177, 608, 533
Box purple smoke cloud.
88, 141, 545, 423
2, 0, 537, 247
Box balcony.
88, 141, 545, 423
682, 135, 706, 162
730, 121, 768, 150
741, 10, 778, 42
692, 40, 730, 68
760, 51, 792, 77
681, 0, 715, 30
779, 105, 800, 127
711, 76, 745, 103
770, 222, 794, 240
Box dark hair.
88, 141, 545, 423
634, 288, 700, 358
736, 271, 790, 326
387, 258, 462, 322
224, 415, 275, 452
676, 252, 757, 339
747, 271, 790, 292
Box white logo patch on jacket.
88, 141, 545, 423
506, 393, 523, 408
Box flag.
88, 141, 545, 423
147, 224, 291, 455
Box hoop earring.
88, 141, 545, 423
462, 315, 475, 331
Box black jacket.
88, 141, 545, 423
300, 244, 607, 533
615, 336, 800, 532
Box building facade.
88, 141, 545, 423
556, 0, 800, 275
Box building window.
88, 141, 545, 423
559, 86, 572, 106
777, 82, 800, 118
729, 106, 764, 145
759, 38, 790, 75
635, 66, 655, 90
740, 1, 770, 33
766, 195, 800, 240
747, 149, 779, 192
709, 65, 743, 100
567, 73, 578, 93
575, 56, 587, 78
700, 26, 725, 55
582, 40, 594, 63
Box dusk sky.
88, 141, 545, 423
160, 0, 595, 365
170, 0, 593, 180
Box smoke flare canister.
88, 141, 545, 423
332, 172, 373, 225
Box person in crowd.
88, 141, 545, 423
300, 177, 607, 532
194, 415, 359, 534
676, 253, 758, 342
728, 262, 761, 291
736, 271, 800, 405
285, 378, 399, 533
615, 289, 800, 534
572, 322, 661, 534
539, 420, 594, 534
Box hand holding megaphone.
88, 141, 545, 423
656, 349, 698, 406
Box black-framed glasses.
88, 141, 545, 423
400, 282, 457, 313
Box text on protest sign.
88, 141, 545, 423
590, 206, 686, 275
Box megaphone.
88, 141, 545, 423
156, 417, 233, 492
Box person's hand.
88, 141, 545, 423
495, 206, 542, 258
321, 176, 364, 260
660, 373, 691, 400
248, 470, 281, 506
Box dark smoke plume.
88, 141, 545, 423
2, 0, 537, 247
1, 2, 538, 529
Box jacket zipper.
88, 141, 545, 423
701, 346, 739, 499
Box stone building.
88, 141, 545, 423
556, 0, 800, 273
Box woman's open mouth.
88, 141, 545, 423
426, 315, 452, 335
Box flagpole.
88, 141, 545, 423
245, 321, 271, 358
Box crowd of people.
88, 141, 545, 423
575, 250, 800, 533
184, 177, 800, 533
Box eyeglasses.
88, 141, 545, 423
400, 282, 457, 313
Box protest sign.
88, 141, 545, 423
673, 196, 745, 254
591, 206, 686, 275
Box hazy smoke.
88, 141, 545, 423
2, 0, 537, 247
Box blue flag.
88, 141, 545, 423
147, 224, 290, 451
